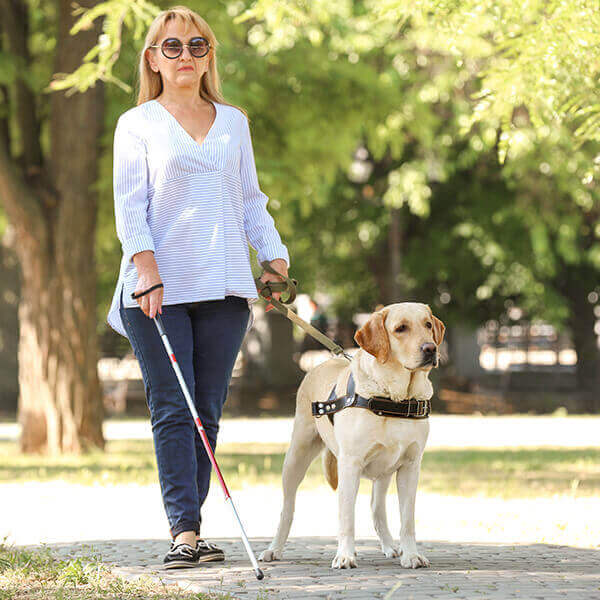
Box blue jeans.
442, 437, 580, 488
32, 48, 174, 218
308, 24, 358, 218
119, 287, 250, 540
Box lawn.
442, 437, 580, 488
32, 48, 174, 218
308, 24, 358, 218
1, 440, 598, 499
0, 539, 234, 600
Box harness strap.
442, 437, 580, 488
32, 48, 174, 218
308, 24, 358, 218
311, 372, 431, 423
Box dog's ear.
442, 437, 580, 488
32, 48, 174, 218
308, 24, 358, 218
431, 315, 445, 346
425, 306, 445, 346
425, 304, 445, 345
354, 309, 390, 364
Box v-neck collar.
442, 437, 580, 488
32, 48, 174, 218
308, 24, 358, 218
152, 99, 219, 150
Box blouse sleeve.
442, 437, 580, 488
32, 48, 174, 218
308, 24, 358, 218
113, 117, 155, 264
239, 114, 290, 268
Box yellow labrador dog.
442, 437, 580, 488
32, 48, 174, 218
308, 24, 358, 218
259, 302, 445, 569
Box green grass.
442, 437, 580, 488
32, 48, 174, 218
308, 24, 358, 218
1, 440, 599, 498
0, 537, 235, 600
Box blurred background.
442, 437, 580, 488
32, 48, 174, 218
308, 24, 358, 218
1, 0, 599, 443
0, 0, 599, 561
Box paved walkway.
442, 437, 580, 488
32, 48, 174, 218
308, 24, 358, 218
7, 482, 600, 599
22, 537, 600, 599
5, 416, 600, 598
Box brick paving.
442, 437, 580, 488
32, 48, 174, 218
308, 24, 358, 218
26, 536, 600, 599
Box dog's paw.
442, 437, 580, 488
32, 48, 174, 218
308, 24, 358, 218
258, 548, 282, 562
381, 543, 399, 558
331, 552, 358, 569
398, 549, 430, 568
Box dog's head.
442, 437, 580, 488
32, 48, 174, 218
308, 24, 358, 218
354, 302, 445, 370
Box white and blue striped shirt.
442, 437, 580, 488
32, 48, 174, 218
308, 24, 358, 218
106, 99, 290, 340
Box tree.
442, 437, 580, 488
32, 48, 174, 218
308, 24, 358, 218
0, 0, 105, 453
236, 0, 600, 407
237, 0, 600, 155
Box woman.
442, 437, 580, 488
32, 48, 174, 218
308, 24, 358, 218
106, 6, 290, 569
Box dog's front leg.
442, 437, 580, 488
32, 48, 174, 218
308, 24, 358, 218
332, 456, 361, 569
371, 474, 399, 558
395, 455, 430, 568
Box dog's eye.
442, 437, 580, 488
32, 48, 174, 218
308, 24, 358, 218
426, 322, 432, 329
395, 325, 406, 333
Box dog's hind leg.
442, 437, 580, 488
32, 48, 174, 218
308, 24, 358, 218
258, 422, 324, 562
371, 474, 399, 558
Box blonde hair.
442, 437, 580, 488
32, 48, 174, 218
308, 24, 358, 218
136, 5, 247, 119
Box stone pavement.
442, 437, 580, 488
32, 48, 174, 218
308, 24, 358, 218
5, 415, 600, 598
25, 537, 600, 599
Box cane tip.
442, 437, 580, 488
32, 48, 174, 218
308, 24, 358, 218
255, 567, 264, 580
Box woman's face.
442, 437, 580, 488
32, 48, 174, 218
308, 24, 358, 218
146, 20, 211, 93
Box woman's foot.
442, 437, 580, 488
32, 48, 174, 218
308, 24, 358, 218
163, 542, 199, 569
195, 536, 225, 562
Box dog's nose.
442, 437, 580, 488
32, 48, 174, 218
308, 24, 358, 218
421, 342, 436, 358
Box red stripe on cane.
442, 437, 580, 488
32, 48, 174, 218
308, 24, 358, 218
195, 420, 231, 500
170, 353, 176, 363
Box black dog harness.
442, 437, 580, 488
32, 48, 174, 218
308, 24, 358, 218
311, 372, 431, 425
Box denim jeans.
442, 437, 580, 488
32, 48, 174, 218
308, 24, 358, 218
119, 286, 250, 540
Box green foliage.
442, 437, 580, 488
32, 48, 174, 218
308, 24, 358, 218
5, 0, 596, 344
239, 0, 600, 154
48, 0, 159, 94
0, 51, 19, 87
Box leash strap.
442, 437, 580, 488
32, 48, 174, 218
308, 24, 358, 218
131, 282, 164, 299
254, 260, 352, 361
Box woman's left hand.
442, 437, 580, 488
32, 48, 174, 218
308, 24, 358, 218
259, 258, 288, 311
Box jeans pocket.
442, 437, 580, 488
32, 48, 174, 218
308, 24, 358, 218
228, 295, 251, 311
120, 303, 153, 410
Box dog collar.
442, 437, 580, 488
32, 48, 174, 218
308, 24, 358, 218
311, 372, 431, 425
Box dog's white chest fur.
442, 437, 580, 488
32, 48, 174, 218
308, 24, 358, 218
317, 411, 430, 480
361, 420, 430, 479
314, 352, 432, 480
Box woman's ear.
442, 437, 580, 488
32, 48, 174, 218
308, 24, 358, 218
354, 309, 390, 364
145, 49, 158, 72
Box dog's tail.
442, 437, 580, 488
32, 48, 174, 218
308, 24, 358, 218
322, 448, 338, 490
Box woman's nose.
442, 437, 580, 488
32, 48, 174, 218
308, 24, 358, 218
181, 45, 194, 59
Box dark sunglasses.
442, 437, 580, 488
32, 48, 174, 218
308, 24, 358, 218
149, 36, 210, 59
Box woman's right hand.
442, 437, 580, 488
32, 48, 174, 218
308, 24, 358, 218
132, 251, 163, 319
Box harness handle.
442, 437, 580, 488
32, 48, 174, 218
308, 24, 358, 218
254, 260, 298, 304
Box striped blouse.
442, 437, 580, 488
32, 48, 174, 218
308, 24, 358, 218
106, 99, 290, 340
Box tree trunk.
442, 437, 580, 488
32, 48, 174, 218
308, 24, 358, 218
0, 228, 20, 415
265, 308, 305, 388
565, 284, 600, 413
389, 207, 402, 303
0, 0, 106, 453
